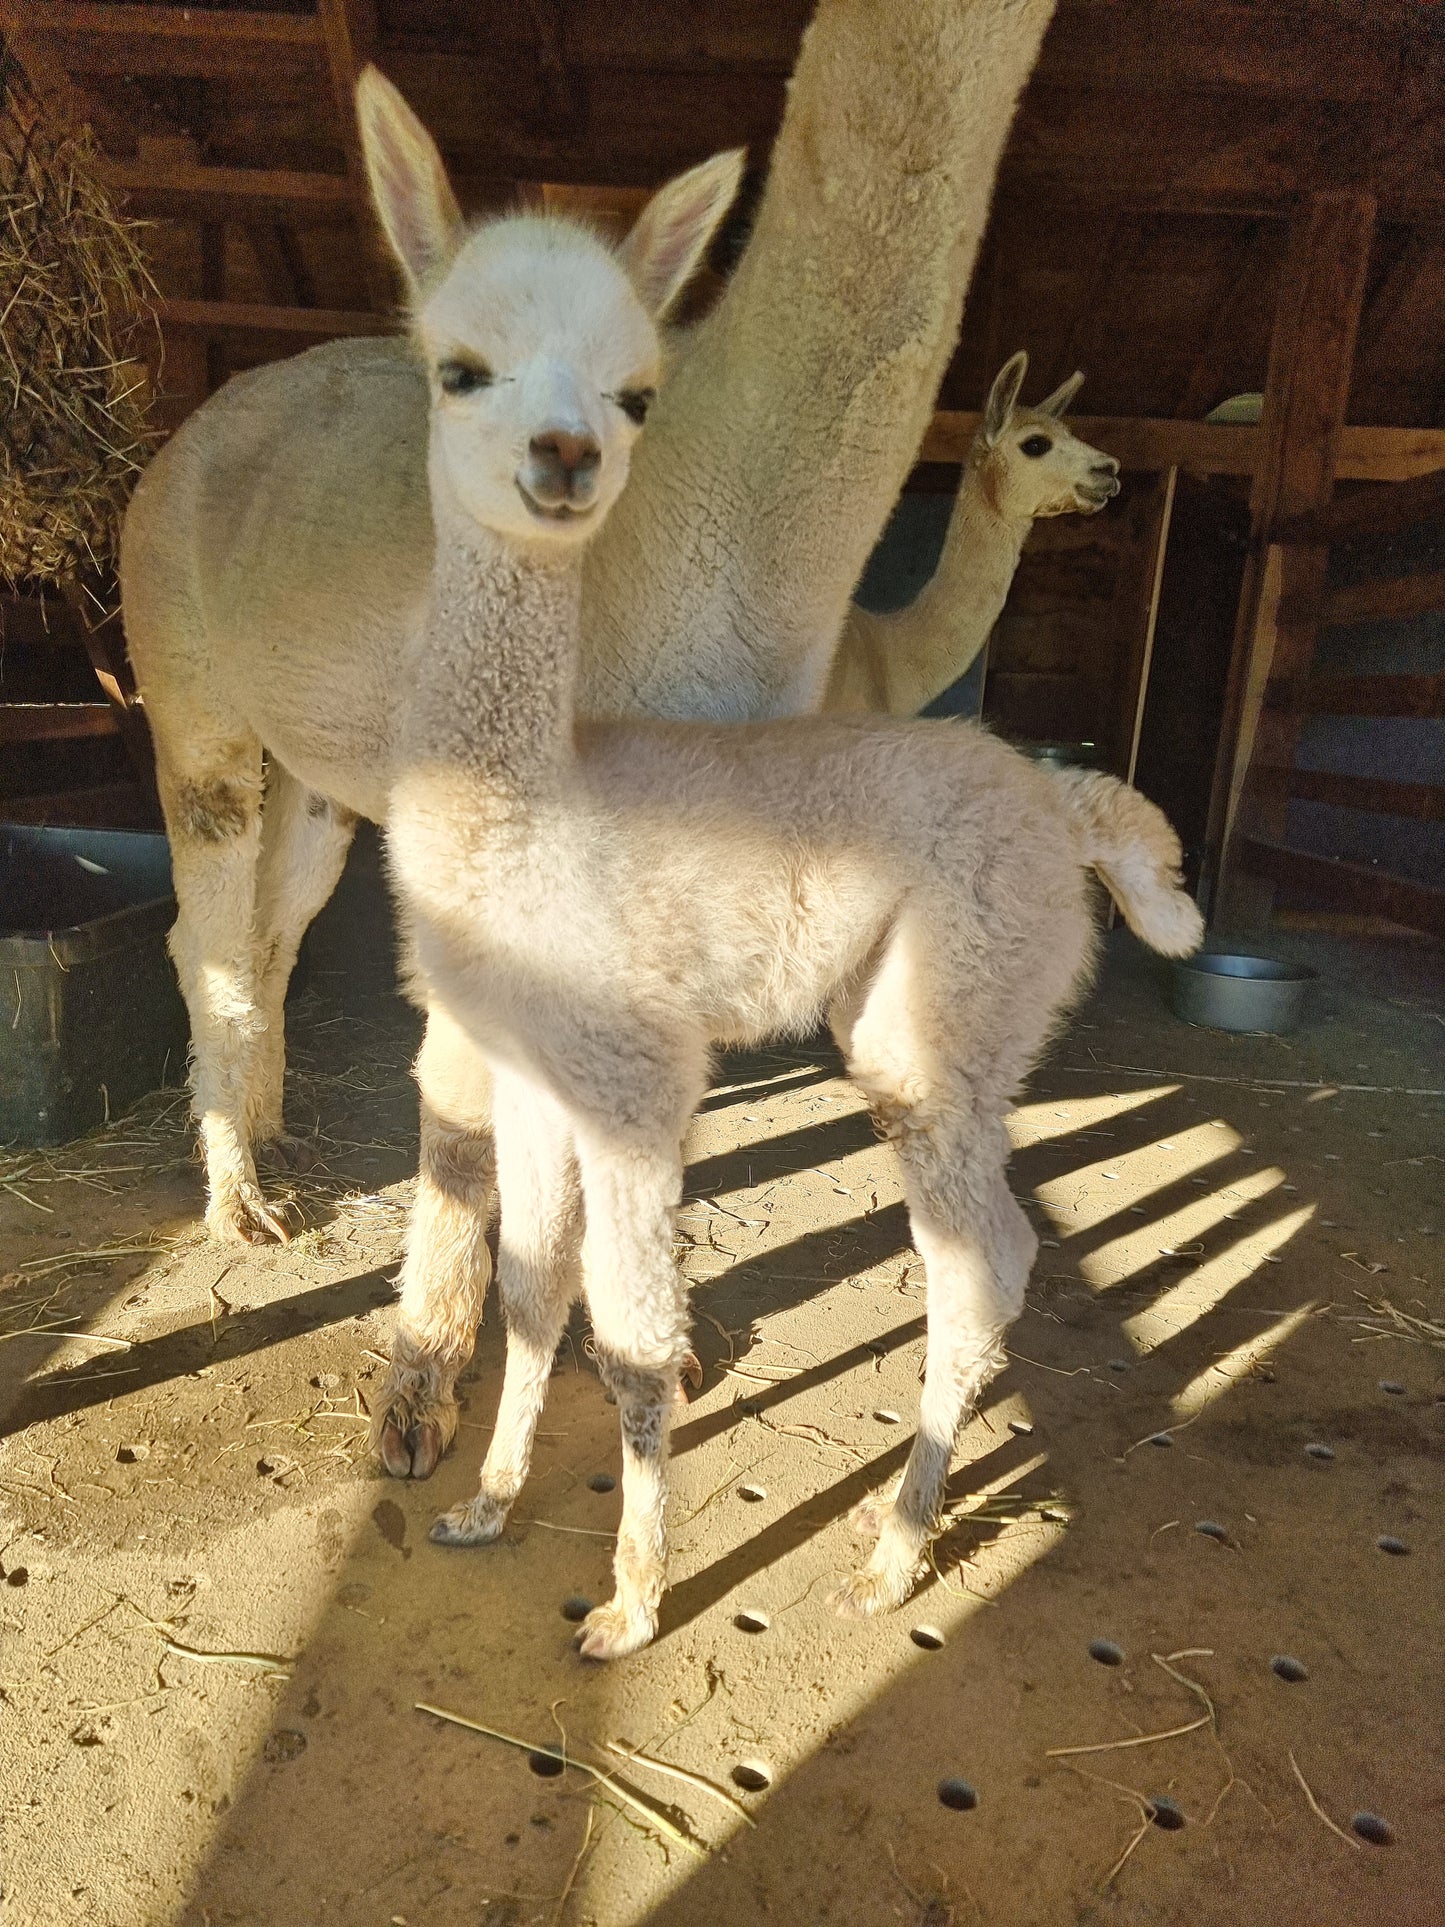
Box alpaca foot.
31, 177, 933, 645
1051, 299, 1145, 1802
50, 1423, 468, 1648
829, 1559, 918, 1620
207, 1182, 292, 1247
429, 1490, 510, 1546
575, 1596, 656, 1662
256, 1132, 320, 1174
371, 1363, 458, 1480
674, 1350, 703, 1406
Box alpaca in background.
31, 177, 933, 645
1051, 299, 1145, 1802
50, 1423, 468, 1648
828, 353, 1120, 715
119, 0, 1061, 1249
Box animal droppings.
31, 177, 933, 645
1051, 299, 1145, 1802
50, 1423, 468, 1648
734, 1609, 770, 1634
1304, 1443, 1335, 1461
1270, 1655, 1308, 1682
560, 1596, 592, 1622
732, 1761, 772, 1792
586, 1473, 616, 1493
910, 1625, 945, 1651
1008, 1418, 1035, 1436
937, 1778, 979, 1811
1148, 1796, 1186, 1830
1351, 1812, 1394, 1846
1148, 1433, 1174, 1448
1108, 1358, 1131, 1372
1088, 1639, 1125, 1666
738, 1483, 767, 1503
873, 1409, 901, 1425
1376, 1536, 1409, 1556
5, 1567, 29, 1587
1378, 1381, 1406, 1396
1194, 1520, 1228, 1543
528, 1749, 565, 1778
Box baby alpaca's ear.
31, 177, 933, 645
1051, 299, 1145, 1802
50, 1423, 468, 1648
356, 65, 465, 297
619, 149, 745, 319
983, 351, 1029, 446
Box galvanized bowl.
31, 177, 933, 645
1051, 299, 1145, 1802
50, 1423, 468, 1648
1169, 952, 1317, 1034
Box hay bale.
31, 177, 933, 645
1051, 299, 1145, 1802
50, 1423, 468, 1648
0, 50, 156, 589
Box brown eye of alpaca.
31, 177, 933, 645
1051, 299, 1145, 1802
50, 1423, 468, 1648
438, 360, 493, 396
615, 387, 654, 426
1019, 433, 1053, 458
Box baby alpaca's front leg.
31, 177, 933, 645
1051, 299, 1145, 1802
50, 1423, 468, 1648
431, 1075, 582, 1545
572, 1133, 694, 1661
577, 1351, 677, 1660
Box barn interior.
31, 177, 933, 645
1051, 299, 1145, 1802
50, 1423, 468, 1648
0, 6, 1441, 1925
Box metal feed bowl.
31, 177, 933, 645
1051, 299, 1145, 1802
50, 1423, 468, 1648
1169, 952, 1317, 1034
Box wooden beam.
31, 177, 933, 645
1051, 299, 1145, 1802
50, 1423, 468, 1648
1233, 837, 1445, 940
244, 224, 317, 310
919, 413, 1445, 483
157, 298, 392, 338
1258, 768, 1445, 822
1173, 222, 1282, 422
98, 158, 356, 222
0, 7, 90, 125
1267, 671, 1445, 720
30, 3, 324, 79
1278, 467, 1445, 546
1206, 190, 1377, 924
1320, 571, 1445, 630
0, 704, 120, 745
315, 0, 393, 312
0, 781, 158, 829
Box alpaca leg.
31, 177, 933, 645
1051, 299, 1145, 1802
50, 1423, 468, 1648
373, 1007, 496, 1477
828, 943, 1038, 1616
250, 760, 357, 1159
430, 1078, 582, 1544
155, 736, 282, 1245
571, 1137, 693, 1662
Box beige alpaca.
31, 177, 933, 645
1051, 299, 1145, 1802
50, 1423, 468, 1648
120, 0, 1060, 1249
361, 76, 1203, 1656
828, 353, 1119, 715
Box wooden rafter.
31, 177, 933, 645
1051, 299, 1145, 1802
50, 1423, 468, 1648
315, 0, 393, 311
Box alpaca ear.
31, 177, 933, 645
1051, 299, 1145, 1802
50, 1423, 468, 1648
619, 149, 745, 319
355, 65, 464, 296
983, 351, 1029, 445
1039, 369, 1085, 418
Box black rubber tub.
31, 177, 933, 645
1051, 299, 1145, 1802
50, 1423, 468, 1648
0, 826, 188, 1145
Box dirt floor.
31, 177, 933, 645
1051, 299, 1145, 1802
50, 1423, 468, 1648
2, 829, 1442, 1927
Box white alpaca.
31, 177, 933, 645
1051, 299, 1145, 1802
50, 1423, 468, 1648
119, 0, 1060, 1250
828, 353, 1119, 715
361, 75, 1203, 1657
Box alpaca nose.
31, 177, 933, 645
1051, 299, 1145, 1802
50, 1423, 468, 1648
528, 427, 601, 505
1093, 455, 1120, 479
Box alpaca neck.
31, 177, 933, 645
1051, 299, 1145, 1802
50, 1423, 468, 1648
406, 483, 582, 802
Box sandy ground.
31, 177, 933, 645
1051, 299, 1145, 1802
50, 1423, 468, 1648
1, 831, 1441, 1927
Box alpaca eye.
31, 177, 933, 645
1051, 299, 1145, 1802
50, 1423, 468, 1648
615, 388, 654, 426
1019, 434, 1053, 458
438, 360, 492, 396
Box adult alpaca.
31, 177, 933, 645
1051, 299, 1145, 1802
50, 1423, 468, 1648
828, 353, 1120, 715
362, 75, 1203, 1656
120, 0, 1060, 1251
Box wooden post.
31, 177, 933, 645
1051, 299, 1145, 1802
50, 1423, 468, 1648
1203, 190, 1376, 926
316, 0, 395, 312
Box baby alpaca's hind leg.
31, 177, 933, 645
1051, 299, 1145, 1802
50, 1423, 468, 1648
374, 1009, 496, 1478
431, 1077, 582, 1545
833, 1118, 1034, 1617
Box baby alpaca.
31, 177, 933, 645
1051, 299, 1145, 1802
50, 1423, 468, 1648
361, 72, 1203, 1658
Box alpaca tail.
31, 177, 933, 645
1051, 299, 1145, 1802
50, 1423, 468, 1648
1051, 767, 1205, 958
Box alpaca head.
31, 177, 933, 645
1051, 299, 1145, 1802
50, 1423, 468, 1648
357, 67, 742, 547
973, 351, 1121, 521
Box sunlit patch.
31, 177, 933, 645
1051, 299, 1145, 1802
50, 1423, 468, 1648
1084, 1162, 1285, 1290
1033, 1121, 1241, 1236
1007, 1085, 1179, 1149
1128, 1203, 1314, 1357
1170, 1299, 1317, 1419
